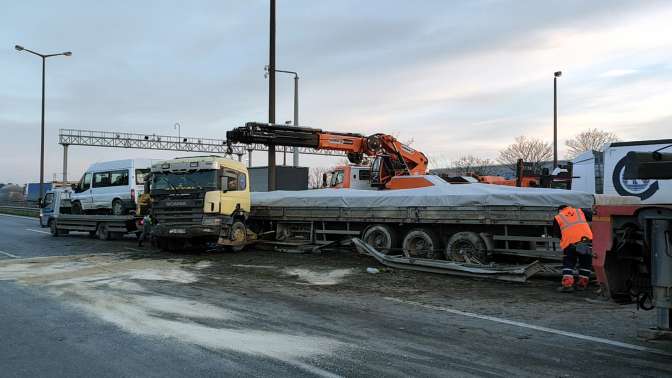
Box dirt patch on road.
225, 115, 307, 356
0, 254, 343, 362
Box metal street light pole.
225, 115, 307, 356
553, 71, 562, 169
174, 122, 181, 143
267, 0, 277, 191
15, 45, 71, 202
275, 69, 300, 167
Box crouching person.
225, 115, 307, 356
554, 205, 593, 292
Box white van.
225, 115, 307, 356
70, 159, 158, 215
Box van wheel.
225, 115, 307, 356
362, 224, 398, 254
112, 199, 124, 215
445, 232, 488, 264
402, 228, 440, 259
71, 201, 82, 215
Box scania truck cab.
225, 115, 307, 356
150, 156, 251, 251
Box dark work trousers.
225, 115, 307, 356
138, 222, 152, 247
562, 244, 592, 277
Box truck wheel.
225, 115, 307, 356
71, 201, 82, 215
112, 199, 124, 215
49, 219, 59, 237
402, 228, 440, 259
96, 224, 111, 241
227, 221, 247, 252
445, 232, 488, 264
362, 224, 398, 254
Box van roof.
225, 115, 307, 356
87, 159, 161, 172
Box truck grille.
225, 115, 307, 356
153, 199, 204, 226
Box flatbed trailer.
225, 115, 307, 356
40, 188, 141, 240
49, 214, 140, 240
249, 204, 564, 262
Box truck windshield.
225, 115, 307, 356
152, 170, 219, 191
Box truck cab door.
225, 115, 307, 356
39, 192, 55, 227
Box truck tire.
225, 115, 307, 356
362, 224, 398, 254
227, 221, 247, 252
71, 201, 82, 215
112, 199, 125, 215
445, 232, 488, 264
402, 228, 440, 259
49, 219, 59, 237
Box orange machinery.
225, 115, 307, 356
227, 122, 429, 189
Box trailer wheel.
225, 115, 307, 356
402, 228, 440, 259
445, 232, 488, 264
96, 224, 111, 241
362, 224, 398, 254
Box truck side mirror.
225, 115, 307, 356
71, 183, 78, 192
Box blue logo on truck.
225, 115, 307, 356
612, 155, 659, 200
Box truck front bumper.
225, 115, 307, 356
152, 224, 222, 239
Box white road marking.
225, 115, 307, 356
385, 297, 672, 357
25, 228, 51, 235
0, 213, 38, 221
0, 250, 19, 258
125, 247, 143, 252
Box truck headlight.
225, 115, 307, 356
202, 217, 222, 226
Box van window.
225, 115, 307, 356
110, 170, 129, 186
93, 172, 111, 188
136, 169, 150, 185
80, 173, 92, 191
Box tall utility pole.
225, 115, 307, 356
292, 73, 299, 167
15, 45, 72, 202
553, 71, 562, 169
267, 0, 277, 191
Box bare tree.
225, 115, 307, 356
308, 166, 333, 189
498, 136, 553, 172
565, 128, 619, 158
452, 155, 495, 176
427, 154, 452, 170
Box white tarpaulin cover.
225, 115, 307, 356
252, 175, 597, 208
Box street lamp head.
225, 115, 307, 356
62, 51, 72, 56
554, 71, 562, 77
14, 45, 24, 51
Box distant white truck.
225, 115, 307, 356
571, 139, 672, 204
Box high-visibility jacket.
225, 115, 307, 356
555, 207, 593, 250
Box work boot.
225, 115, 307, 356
576, 275, 590, 291
557, 275, 575, 293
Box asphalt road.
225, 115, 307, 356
0, 213, 670, 377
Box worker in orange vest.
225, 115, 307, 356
553, 205, 593, 292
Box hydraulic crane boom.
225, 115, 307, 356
227, 122, 429, 188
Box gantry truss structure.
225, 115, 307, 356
58, 128, 345, 157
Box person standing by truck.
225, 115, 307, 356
136, 173, 153, 247
554, 205, 594, 292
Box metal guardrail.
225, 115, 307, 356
0, 203, 40, 217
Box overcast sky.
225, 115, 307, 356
1, 0, 671, 184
